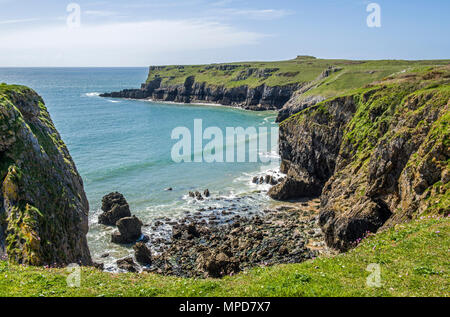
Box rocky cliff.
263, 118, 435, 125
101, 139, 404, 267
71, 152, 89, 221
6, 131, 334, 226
101, 58, 447, 111
101, 75, 299, 110
269, 66, 450, 251
0, 84, 92, 266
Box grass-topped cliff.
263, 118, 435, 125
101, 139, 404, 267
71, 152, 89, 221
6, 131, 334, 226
145, 56, 449, 92
270, 65, 449, 251
1, 216, 447, 297
102, 56, 450, 112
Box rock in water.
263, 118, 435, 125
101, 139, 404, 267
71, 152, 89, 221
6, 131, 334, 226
0, 84, 92, 266
111, 216, 144, 244
133, 242, 152, 265
204, 189, 210, 197
98, 192, 131, 225
195, 191, 204, 200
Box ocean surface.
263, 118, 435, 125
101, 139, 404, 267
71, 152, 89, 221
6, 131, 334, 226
0, 68, 280, 266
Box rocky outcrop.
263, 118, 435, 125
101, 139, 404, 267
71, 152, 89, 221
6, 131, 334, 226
111, 216, 144, 244
98, 192, 131, 225
271, 67, 450, 251
0, 84, 92, 265
133, 242, 152, 266
101, 75, 298, 110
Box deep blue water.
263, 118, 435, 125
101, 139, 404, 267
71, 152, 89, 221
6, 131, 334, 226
0, 68, 279, 262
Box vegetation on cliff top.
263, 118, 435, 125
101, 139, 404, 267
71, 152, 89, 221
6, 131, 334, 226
275, 65, 449, 251
0, 217, 447, 297
146, 56, 450, 95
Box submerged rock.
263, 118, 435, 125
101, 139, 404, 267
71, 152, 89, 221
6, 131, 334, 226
98, 192, 131, 226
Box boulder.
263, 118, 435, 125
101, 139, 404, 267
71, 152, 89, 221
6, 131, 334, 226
133, 242, 152, 265
268, 176, 321, 201
111, 216, 143, 244
204, 189, 210, 197
98, 192, 131, 226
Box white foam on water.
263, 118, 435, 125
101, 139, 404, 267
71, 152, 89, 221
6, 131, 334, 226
85, 92, 100, 97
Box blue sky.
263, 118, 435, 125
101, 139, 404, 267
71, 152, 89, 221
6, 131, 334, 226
0, 0, 448, 66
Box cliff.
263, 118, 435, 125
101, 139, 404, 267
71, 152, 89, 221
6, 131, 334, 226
0, 84, 92, 266
101, 76, 298, 110
101, 57, 450, 111
269, 66, 450, 251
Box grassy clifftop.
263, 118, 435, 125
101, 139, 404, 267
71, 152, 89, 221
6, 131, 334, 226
0, 216, 447, 297
146, 56, 450, 95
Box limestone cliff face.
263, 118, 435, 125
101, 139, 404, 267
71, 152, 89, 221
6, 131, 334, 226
101, 76, 298, 110
0, 84, 92, 265
270, 67, 450, 251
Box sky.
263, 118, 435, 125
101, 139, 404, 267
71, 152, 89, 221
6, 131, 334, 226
0, 0, 448, 66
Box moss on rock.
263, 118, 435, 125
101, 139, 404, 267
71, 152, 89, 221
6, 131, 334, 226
0, 84, 92, 266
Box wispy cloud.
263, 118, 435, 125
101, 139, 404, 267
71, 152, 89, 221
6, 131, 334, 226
84, 10, 121, 17
0, 19, 266, 66
223, 8, 293, 20
0, 18, 40, 25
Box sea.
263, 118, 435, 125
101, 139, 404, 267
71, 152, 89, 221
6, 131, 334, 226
0, 67, 281, 267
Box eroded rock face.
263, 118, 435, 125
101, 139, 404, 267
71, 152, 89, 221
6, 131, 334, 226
273, 67, 450, 251
98, 192, 131, 225
101, 76, 298, 110
0, 84, 92, 265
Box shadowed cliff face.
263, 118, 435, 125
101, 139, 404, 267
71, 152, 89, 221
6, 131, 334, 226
0, 84, 92, 266
101, 76, 299, 110
270, 67, 450, 251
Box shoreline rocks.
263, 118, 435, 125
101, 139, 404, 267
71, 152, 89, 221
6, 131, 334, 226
145, 199, 329, 278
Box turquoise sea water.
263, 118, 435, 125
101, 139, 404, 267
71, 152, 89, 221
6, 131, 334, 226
0, 68, 280, 264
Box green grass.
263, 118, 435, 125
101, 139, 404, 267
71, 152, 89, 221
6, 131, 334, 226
1, 217, 448, 297
145, 56, 450, 97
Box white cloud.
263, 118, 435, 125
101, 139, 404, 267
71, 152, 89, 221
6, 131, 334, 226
222, 9, 293, 20
0, 20, 265, 66
0, 18, 40, 25
84, 10, 120, 17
